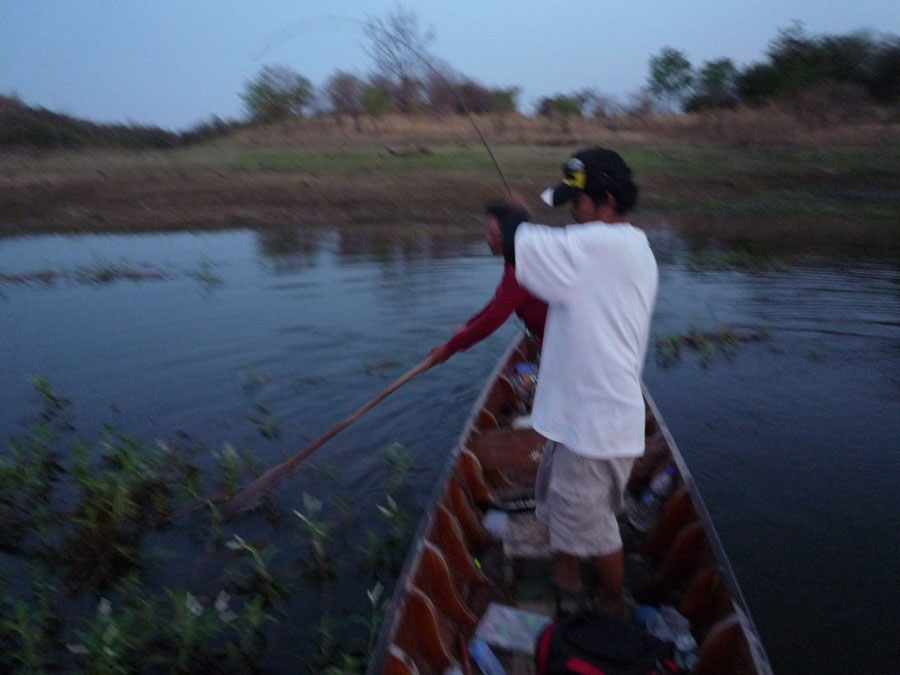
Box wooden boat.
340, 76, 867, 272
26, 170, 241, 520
366, 335, 773, 675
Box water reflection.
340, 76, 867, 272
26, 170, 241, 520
255, 227, 322, 273
659, 212, 900, 257
248, 225, 485, 272
0, 224, 898, 674
334, 226, 483, 262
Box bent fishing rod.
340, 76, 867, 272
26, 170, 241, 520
252, 13, 512, 194
218, 18, 513, 515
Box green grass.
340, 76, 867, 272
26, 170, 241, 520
2, 131, 898, 240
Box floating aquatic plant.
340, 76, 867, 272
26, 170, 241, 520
656, 323, 767, 367
0, 259, 224, 289
246, 402, 281, 440
294, 492, 337, 581
0, 379, 417, 674
190, 259, 224, 289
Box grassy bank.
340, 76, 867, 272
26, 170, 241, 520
1, 113, 898, 250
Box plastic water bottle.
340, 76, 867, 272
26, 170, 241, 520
468, 639, 505, 675
512, 362, 537, 410
627, 465, 676, 532
639, 605, 699, 670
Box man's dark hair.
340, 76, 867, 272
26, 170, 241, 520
485, 202, 529, 266
584, 174, 639, 215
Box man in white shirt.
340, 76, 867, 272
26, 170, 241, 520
512, 147, 658, 615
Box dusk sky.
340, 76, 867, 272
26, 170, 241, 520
3, 0, 899, 130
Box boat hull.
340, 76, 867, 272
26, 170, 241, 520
367, 335, 772, 675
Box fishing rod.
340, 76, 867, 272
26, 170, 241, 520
380, 30, 513, 195
215, 16, 515, 515
252, 14, 512, 195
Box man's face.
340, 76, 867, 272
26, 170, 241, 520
570, 191, 595, 224
484, 215, 502, 254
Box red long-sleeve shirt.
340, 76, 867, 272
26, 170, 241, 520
444, 263, 547, 355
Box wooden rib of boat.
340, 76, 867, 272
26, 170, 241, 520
366, 335, 773, 675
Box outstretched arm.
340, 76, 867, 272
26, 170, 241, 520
426, 266, 527, 367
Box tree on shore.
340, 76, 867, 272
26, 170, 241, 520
364, 5, 435, 113
361, 81, 392, 122
325, 70, 364, 128
736, 23, 900, 106
687, 58, 740, 111
538, 94, 583, 133
647, 47, 694, 112
240, 65, 313, 123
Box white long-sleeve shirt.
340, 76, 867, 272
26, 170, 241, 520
515, 220, 658, 459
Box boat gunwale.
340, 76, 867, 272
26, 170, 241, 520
364, 335, 527, 675
642, 384, 774, 675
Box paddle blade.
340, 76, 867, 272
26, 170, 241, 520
223, 464, 289, 517
221, 357, 431, 518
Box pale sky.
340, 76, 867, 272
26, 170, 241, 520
2, 0, 898, 130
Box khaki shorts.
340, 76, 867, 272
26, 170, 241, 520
535, 440, 634, 557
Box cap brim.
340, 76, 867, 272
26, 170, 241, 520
540, 183, 579, 207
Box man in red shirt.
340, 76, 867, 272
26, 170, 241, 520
426, 204, 547, 367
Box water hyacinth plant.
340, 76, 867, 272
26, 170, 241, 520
0, 259, 223, 289
294, 492, 337, 581
0, 379, 417, 673
656, 323, 767, 367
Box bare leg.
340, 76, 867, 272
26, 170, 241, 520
551, 552, 584, 591
592, 548, 626, 616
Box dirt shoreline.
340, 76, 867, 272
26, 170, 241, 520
2, 120, 898, 249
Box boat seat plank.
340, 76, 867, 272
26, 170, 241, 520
466, 427, 545, 486
385, 645, 421, 675
415, 542, 479, 632
481, 374, 518, 417
429, 506, 490, 586
457, 449, 493, 505
679, 566, 736, 641
475, 408, 500, 431
443, 477, 494, 550
482, 467, 516, 494
636, 521, 716, 603
694, 615, 756, 675
638, 486, 697, 559
393, 587, 459, 675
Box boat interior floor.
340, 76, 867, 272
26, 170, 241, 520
468, 502, 680, 674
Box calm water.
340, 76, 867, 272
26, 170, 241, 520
1, 226, 898, 673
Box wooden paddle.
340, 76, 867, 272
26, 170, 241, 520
223, 358, 432, 517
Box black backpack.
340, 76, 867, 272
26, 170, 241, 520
535, 608, 686, 675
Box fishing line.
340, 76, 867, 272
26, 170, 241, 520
250, 14, 512, 194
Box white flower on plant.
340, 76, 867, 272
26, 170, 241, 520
214, 590, 231, 613
222, 443, 239, 462
302, 491, 322, 515
226, 534, 247, 551
367, 582, 384, 607
185, 592, 204, 617
377, 494, 398, 517
219, 608, 237, 623
67, 644, 89, 655
98, 597, 112, 617
214, 590, 238, 622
